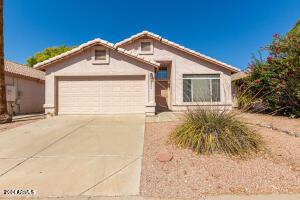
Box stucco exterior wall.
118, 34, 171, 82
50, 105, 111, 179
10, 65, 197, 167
122, 39, 233, 111
5, 74, 45, 114
44, 45, 155, 115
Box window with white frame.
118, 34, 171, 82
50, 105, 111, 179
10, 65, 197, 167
93, 47, 109, 64
183, 74, 221, 102
139, 39, 153, 54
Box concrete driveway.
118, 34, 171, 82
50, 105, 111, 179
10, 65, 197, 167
0, 115, 145, 198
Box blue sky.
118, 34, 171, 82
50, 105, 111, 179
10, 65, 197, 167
4, 0, 300, 70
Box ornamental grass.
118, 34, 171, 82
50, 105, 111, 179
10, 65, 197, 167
170, 108, 265, 157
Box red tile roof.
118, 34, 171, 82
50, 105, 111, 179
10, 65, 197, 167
5, 60, 45, 81
231, 71, 247, 81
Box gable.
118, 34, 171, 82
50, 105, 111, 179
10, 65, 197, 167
34, 38, 160, 70
123, 39, 233, 75
44, 44, 157, 76
116, 31, 240, 73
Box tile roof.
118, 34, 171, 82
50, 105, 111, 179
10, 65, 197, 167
34, 38, 160, 69
5, 60, 45, 81
115, 30, 240, 73
231, 71, 248, 81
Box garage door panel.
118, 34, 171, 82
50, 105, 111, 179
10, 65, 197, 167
58, 76, 145, 114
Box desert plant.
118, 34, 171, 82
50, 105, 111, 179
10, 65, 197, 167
170, 108, 265, 157
235, 20, 300, 117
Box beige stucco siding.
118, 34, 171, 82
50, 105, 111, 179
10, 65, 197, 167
44, 45, 155, 115
122, 39, 233, 110
5, 75, 45, 114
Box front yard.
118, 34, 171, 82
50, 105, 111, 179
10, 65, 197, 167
141, 113, 300, 199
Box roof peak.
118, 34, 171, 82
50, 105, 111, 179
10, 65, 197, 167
33, 38, 160, 69
115, 31, 239, 73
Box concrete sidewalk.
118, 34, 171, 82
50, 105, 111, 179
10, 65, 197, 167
1, 194, 299, 200
100, 194, 300, 200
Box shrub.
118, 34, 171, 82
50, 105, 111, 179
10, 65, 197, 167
170, 108, 265, 157
235, 20, 300, 117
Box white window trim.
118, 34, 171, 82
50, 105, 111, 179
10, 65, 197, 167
92, 46, 110, 64
182, 74, 221, 103
139, 39, 154, 55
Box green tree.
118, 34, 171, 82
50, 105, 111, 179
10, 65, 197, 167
290, 19, 300, 34
27, 46, 74, 67
235, 20, 300, 117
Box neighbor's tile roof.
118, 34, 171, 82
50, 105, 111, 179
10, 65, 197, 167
115, 30, 240, 73
5, 60, 45, 81
231, 71, 248, 81
34, 38, 160, 69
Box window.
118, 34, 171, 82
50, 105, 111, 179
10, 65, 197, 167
183, 74, 220, 102
93, 47, 109, 64
95, 50, 106, 60
139, 39, 153, 54
141, 42, 151, 52
155, 67, 168, 80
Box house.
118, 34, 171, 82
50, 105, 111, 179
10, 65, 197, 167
34, 31, 240, 116
5, 60, 45, 115
231, 71, 247, 81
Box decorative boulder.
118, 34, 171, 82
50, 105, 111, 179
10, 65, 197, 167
156, 152, 173, 162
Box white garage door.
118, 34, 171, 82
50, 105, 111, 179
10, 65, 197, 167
57, 76, 146, 114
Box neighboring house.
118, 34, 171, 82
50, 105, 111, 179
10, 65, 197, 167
231, 71, 248, 107
34, 31, 240, 116
5, 60, 45, 115
231, 71, 247, 81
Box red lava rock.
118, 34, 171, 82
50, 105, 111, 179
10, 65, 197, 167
156, 152, 173, 162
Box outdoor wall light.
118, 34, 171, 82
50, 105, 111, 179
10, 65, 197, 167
150, 72, 154, 80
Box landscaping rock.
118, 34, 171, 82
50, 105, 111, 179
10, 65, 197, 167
156, 152, 173, 162
258, 122, 272, 128
288, 132, 295, 136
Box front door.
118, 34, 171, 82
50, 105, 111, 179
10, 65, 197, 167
155, 77, 170, 112
155, 63, 171, 112
155, 80, 169, 111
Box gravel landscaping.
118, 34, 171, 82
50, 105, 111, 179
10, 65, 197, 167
141, 117, 300, 199
235, 112, 300, 137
